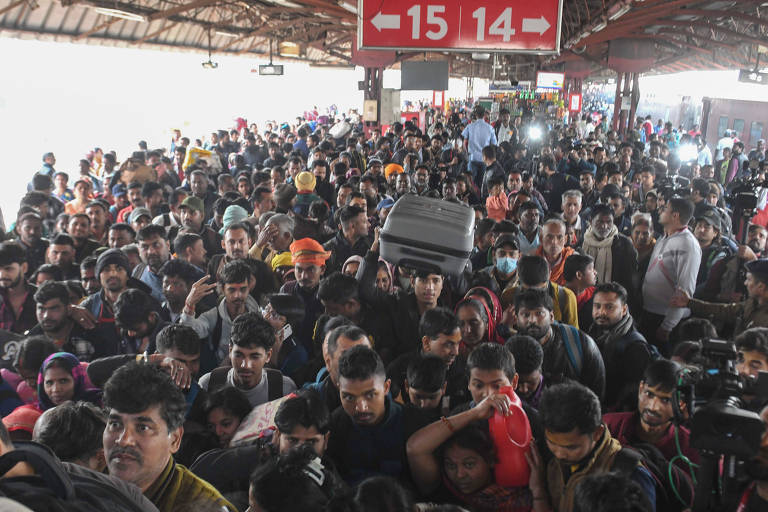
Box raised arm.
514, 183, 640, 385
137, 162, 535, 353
406, 393, 512, 496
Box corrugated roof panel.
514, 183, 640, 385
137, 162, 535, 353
58, 5, 87, 33
22, 2, 48, 30
161, 21, 184, 44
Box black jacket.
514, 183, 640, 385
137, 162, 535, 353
323, 232, 371, 274
610, 233, 639, 297
358, 249, 435, 357
589, 318, 652, 411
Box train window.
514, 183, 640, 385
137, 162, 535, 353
717, 116, 729, 137
750, 122, 763, 144
733, 119, 745, 138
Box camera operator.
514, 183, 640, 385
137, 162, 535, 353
690, 178, 712, 220
729, 404, 768, 511
670, 260, 768, 338
692, 207, 732, 290
698, 224, 767, 303
734, 327, 768, 384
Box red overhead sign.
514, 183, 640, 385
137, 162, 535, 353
357, 0, 563, 54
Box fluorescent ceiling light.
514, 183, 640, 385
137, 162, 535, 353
265, 0, 303, 8
338, 1, 357, 14
279, 41, 300, 57
93, 7, 146, 22
215, 30, 238, 37
592, 20, 607, 32
609, 4, 631, 21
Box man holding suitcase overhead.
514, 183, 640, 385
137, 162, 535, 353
358, 228, 447, 356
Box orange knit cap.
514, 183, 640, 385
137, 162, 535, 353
290, 238, 331, 266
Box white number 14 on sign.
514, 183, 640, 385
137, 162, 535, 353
473, 7, 515, 42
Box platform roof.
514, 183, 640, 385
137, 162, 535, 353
0, 0, 765, 78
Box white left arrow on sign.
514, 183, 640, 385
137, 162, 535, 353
371, 11, 401, 31
521, 16, 550, 35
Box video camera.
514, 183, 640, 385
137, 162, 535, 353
677, 339, 768, 511
676, 339, 768, 459
727, 165, 765, 243
656, 174, 690, 201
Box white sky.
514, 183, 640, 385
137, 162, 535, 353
0, 37, 766, 220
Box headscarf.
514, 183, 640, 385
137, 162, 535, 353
455, 297, 503, 356
37, 352, 101, 411
290, 238, 331, 267
377, 258, 397, 294
342, 255, 364, 276
464, 287, 503, 330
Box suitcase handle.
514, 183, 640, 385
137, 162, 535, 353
380, 232, 471, 259
398, 257, 443, 275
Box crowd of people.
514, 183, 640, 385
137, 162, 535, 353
0, 103, 766, 512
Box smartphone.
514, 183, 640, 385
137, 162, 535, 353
277, 324, 293, 343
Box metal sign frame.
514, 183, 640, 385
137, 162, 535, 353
357, 0, 564, 55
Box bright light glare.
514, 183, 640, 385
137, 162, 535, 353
678, 144, 697, 162
528, 126, 542, 141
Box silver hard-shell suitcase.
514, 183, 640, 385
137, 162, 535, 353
379, 195, 474, 276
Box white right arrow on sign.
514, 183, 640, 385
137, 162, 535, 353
372, 11, 401, 31
522, 16, 551, 35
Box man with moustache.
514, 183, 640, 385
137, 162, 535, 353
514, 288, 605, 401
103, 363, 235, 511
280, 238, 330, 352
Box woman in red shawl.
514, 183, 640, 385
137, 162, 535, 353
455, 299, 505, 358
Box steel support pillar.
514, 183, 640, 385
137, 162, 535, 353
362, 66, 383, 136
612, 72, 624, 133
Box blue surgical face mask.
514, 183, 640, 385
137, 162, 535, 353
496, 257, 517, 274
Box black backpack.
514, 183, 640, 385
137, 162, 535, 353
612, 442, 695, 512
0, 443, 148, 512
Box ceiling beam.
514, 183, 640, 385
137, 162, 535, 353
131, 21, 178, 44
654, 28, 738, 50
148, 0, 219, 22
0, 0, 26, 18
235, 36, 266, 55
292, 0, 354, 19
672, 9, 768, 31
652, 20, 766, 47
73, 17, 121, 40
